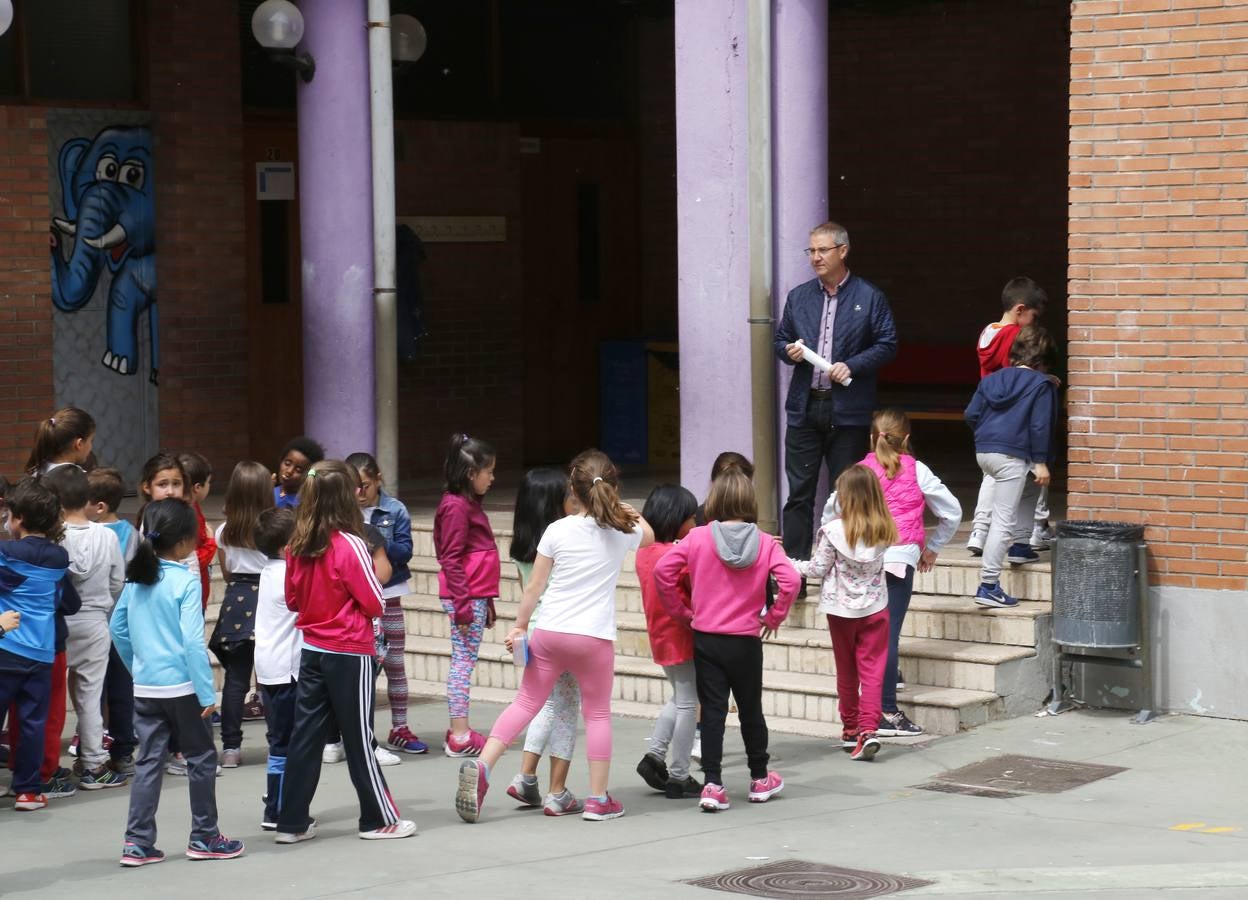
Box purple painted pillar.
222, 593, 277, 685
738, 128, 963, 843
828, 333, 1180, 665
675, 0, 753, 494
297, 0, 375, 457
773, 0, 828, 512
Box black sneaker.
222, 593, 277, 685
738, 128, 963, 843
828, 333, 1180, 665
664, 775, 703, 798
1006, 543, 1040, 565
877, 711, 924, 737
120, 841, 165, 867
636, 753, 669, 792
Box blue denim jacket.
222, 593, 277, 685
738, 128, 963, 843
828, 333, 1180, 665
368, 490, 413, 590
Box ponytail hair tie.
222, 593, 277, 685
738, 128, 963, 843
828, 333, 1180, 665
306, 468, 317, 478
49, 418, 56, 426
144, 530, 160, 541
592, 476, 604, 485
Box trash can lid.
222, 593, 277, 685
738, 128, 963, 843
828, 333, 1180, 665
1056, 520, 1145, 542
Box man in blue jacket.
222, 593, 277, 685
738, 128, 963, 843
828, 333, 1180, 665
964, 325, 1057, 608
774, 221, 898, 560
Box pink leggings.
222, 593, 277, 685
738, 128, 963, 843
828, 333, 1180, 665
489, 630, 614, 761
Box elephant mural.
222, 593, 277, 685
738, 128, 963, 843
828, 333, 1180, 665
50, 126, 158, 385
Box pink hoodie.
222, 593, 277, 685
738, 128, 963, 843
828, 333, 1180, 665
653, 523, 800, 637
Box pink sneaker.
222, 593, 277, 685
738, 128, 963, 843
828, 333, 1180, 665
455, 759, 489, 823
748, 771, 784, 803
443, 729, 486, 758
699, 783, 730, 812
581, 794, 625, 821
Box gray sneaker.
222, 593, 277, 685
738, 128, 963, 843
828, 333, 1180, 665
506, 774, 542, 808
221, 748, 242, 768
542, 789, 581, 817
877, 710, 924, 737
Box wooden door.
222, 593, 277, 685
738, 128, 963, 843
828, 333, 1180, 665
242, 123, 303, 468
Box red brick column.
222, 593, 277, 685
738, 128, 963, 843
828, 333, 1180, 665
1068, 0, 1248, 591
0, 107, 54, 476
146, 1, 249, 476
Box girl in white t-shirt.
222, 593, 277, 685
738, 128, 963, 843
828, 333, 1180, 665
208, 461, 274, 767
454, 450, 654, 825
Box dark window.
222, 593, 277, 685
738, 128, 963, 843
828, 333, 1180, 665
260, 200, 291, 304
0, 0, 139, 103
577, 183, 601, 305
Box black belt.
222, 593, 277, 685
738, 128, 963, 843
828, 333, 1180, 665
809, 389, 835, 400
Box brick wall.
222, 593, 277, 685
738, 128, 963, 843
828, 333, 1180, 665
828, 0, 1071, 349
146, 1, 249, 478
393, 120, 524, 479
1068, 0, 1248, 590
0, 107, 54, 477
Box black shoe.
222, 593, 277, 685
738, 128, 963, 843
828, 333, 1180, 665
636, 754, 669, 792
877, 710, 924, 737
664, 775, 703, 799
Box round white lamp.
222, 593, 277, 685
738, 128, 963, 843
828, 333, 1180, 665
251, 0, 315, 81
391, 14, 427, 65
0, 1, 14, 39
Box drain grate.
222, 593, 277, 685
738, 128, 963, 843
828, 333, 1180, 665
686, 860, 932, 899
917, 753, 1126, 797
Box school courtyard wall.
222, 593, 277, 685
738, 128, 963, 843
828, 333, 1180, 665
1067, 0, 1248, 717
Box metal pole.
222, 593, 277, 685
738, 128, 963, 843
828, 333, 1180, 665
1131, 541, 1157, 724
368, 0, 399, 481
747, 0, 777, 533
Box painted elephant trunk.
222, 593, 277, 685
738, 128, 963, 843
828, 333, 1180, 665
50, 181, 128, 312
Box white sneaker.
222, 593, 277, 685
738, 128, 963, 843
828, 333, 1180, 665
359, 819, 417, 840
966, 529, 986, 556
690, 731, 702, 761
322, 742, 345, 764
1030, 522, 1056, 550
374, 745, 401, 767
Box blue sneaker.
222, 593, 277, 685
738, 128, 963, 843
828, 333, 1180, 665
975, 582, 1018, 608
186, 833, 245, 860
387, 726, 429, 754
1007, 543, 1040, 565
120, 841, 164, 867
210, 711, 222, 727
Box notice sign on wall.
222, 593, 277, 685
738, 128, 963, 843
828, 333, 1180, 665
256, 162, 295, 201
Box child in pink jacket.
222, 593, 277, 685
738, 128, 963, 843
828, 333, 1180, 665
653, 468, 800, 813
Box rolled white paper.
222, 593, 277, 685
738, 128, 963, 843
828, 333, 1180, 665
797, 341, 852, 386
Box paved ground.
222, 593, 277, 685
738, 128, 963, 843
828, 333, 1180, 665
3, 702, 1245, 899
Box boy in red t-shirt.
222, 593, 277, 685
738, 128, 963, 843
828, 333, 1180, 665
968, 278, 1050, 556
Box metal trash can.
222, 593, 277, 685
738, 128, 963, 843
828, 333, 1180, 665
1052, 521, 1146, 648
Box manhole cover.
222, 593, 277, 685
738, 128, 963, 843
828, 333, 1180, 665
917, 754, 1126, 796
686, 860, 932, 898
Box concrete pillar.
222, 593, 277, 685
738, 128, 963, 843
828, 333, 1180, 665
675, 0, 752, 494
772, 0, 828, 510
297, 0, 375, 457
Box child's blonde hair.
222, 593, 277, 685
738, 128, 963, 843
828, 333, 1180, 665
870, 408, 913, 479
288, 459, 364, 557
835, 464, 898, 549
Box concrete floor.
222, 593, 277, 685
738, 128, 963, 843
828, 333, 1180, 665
3, 704, 1244, 899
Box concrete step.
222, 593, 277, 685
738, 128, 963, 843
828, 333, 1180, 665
400, 591, 1041, 696
403, 636, 1001, 736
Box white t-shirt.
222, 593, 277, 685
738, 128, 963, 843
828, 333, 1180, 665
254, 559, 300, 684
533, 515, 643, 641
214, 523, 269, 576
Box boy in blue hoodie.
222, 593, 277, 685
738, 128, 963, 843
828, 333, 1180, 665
965, 325, 1058, 608
0, 478, 71, 810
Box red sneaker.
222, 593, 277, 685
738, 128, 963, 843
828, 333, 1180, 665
581, 794, 625, 821
850, 731, 882, 761
455, 759, 489, 823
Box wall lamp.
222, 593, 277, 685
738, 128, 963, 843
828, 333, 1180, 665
252, 0, 315, 82
390, 14, 427, 70
0, 1, 13, 39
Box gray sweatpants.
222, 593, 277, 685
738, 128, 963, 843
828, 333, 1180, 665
647, 661, 698, 781
66, 613, 111, 768
976, 453, 1040, 584
127, 695, 219, 849
972, 477, 1049, 538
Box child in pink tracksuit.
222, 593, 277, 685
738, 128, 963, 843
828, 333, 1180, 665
434, 433, 501, 758
654, 468, 800, 813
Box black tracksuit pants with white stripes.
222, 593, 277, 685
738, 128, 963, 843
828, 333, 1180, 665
276, 649, 400, 834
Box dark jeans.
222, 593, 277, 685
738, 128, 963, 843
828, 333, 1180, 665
276, 650, 400, 834
692, 631, 769, 785
0, 648, 51, 794
782, 397, 870, 558
212, 642, 255, 751
260, 679, 298, 825
104, 643, 136, 760
882, 567, 915, 713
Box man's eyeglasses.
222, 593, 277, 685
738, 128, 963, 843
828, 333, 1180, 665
804, 245, 843, 258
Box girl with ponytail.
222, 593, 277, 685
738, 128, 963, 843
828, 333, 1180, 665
25, 407, 95, 475
111, 499, 245, 863
820, 409, 962, 741
454, 449, 654, 825
434, 433, 501, 758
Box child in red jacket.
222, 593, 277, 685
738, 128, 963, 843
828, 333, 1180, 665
433, 433, 500, 758
634, 484, 700, 800
274, 459, 415, 844
654, 469, 800, 813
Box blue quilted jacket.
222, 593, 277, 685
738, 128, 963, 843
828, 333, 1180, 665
774, 274, 898, 427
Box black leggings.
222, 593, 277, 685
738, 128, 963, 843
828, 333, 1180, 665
693, 630, 769, 785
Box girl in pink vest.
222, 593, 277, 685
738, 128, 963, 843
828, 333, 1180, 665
827, 409, 961, 740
